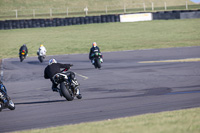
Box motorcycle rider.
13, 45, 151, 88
37, 44, 47, 56
44, 59, 73, 92
0, 80, 8, 104
89, 42, 103, 64
0, 80, 15, 111
0, 80, 6, 93
19, 44, 28, 57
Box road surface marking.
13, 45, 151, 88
139, 58, 200, 63
74, 72, 88, 80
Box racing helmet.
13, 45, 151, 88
92, 42, 97, 47
49, 58, 57, 65
40, 44, 43, 47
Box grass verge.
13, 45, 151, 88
12, 107, 200, 133
0, 18, 200, 59
0, 0, 198, 20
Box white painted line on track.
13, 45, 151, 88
74, 72, 88, 80
139, 58, 200, 63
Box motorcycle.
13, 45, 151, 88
37, 51, 46, 63
91, 52, 102, 69
19, 50, 26, 62
0, 83, 15, 112
53, 69, 82, 101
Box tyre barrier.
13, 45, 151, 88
152, 10, 200, 20
153, 11, 180, 20
0, 10, 199, 30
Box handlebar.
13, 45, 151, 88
61, 64, 73, 72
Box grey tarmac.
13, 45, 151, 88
0, 46, 200, 132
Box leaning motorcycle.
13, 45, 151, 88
53, 69, 82, 101
37, 51, 46, 63
19, 50, 26, 62
0, 83, 15, 112
91, 52, 102, 69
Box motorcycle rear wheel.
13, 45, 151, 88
60, 82, 74, 101
38, 56, 44, 63
20, 56, 24, 62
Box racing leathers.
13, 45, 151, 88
37, 46, 46, 56
19, 45, 28, 57
89, 46, 103, 63
44, 63, 72, 91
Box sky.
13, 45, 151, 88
190, 0, 200, 3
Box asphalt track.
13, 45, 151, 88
0, 47, 200, 132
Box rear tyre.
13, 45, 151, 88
38, 56, 44, 63
20, 56, 24, 62
60, 82, 74, 101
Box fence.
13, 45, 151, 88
0, 2, 199, 20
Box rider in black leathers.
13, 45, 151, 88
44, 59, 73, 92
0, 80, 8, 104
19, 44, 28, 57
0, 80, 6, 92
89, 42, 103, 63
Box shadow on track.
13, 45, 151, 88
15, 99, 66, 105
85, 88, 200, 101
27, 61, 48, 65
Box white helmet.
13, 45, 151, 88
49, 58, 57, 65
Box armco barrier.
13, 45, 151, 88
0, 10, 199, 30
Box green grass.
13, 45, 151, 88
0, 18, 200, 59
12, 107, 200, 133
0, 0, 199, 20
0, 0, 195, 11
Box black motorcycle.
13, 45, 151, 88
19, 50, 26, 62
0, 83, 15, 112
53, 69, 82, 101
91, 52, 102, 69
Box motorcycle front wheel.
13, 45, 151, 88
60, 82, 74, 101
0, 103, 2, 112
8, 100, 15, 110
96, 58, 101, 69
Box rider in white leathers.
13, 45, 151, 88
37, 44, 47, 56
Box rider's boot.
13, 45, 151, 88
51, 83, 59, 92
